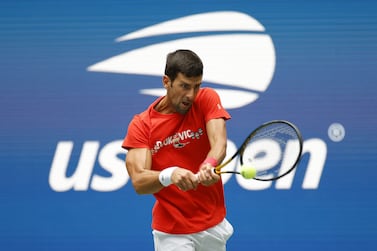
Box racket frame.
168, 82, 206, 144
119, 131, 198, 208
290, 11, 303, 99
215, 120, 303, 181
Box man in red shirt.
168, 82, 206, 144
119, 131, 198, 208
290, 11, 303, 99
122, 49, 233, 250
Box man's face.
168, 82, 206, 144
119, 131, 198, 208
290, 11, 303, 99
163, 72, 202, 114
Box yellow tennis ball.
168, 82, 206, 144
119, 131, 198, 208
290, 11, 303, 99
240, 165, 257, 179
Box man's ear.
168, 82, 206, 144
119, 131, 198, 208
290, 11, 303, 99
162, 75, 170, 89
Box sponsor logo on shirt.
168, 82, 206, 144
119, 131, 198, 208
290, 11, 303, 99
152, 128, 204, 154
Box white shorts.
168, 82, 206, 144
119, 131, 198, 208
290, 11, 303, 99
152, 218, 234, 251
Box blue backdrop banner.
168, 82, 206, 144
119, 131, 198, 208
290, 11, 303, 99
1, 1, 376, 250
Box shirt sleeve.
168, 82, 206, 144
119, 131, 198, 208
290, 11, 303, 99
122, 114, 150, 150
198, 88, 231, 122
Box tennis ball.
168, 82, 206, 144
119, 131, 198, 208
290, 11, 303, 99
240, 165, 257, 179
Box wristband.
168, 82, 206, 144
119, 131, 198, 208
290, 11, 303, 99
159, 167, 178, 187
203, 157, 218, 167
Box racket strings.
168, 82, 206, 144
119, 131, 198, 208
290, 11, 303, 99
242, 122, 301, 180
250, 125, 298, 149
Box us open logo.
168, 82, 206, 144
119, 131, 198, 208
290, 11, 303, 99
87, 11, 276, 109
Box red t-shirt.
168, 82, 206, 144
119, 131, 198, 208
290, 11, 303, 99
122, 88, 231, 234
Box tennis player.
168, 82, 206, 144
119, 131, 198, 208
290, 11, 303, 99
122, 49, 233, 251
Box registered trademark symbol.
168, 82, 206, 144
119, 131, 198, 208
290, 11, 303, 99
328, 123, 345, 142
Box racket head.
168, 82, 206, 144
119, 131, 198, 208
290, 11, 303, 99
239, 120, 303, 181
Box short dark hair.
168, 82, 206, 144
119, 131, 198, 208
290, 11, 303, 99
164, 49, 203, 82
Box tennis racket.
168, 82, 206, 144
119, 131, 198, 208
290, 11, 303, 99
217, 120, 303, 181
